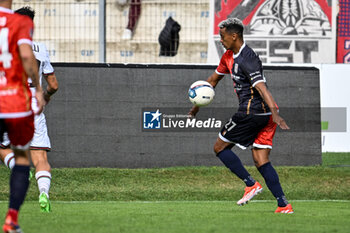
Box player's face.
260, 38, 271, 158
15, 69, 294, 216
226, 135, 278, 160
219, 28, 235, 51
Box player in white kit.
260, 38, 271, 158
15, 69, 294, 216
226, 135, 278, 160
0, 6, 58, 213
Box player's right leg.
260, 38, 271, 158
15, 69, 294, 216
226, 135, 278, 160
2, 116, 34, 233
30, 112, 52, 212
30, 150, 51, 213
214, 137, 263, 206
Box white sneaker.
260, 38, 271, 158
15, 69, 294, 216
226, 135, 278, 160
122, 29, 132, 40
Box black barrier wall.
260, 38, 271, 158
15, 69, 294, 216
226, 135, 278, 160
44, 64, 321, 168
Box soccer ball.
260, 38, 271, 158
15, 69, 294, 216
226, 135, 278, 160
188, 80, 215, 107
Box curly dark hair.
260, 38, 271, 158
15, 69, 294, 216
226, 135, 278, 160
15, 6, 35, 20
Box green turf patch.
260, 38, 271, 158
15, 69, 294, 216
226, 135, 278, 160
0, 201, 348, 233
322, 152, 350, 166
0, 165, 349, 202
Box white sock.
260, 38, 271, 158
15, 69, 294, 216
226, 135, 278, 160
35, 170, 51, 198
4, 152, 15, 169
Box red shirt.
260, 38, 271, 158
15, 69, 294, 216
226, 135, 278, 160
215, 50, 234, 75
0, 7, 34, 118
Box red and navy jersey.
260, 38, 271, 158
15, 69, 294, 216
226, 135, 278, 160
216, 43, 270, 115
0, 7, 34, 118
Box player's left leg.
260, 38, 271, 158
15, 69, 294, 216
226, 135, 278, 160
252, 148, 293, 213
252, 115, 293, 213
30, 112, 52, 212
31, 150, 52, 213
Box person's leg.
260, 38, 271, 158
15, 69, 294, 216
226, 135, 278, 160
216, 114, 268, 205
31, 150, 51, 195
252, 148, 293, 213
0, 133, 15, 169
215, 137, 256, 186
31, 149, 52, 212
3, 148, 31, 232
127, 0, 141, 32
214, 137, 262, 205
3, 116, 34, 232
123, 0, 141, 39
0, 148, 14, 169
30, 112, 52, 212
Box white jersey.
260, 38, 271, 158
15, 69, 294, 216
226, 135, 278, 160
29, 42, 54, 112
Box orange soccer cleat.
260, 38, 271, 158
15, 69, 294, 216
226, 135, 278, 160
2, 213, 23, 233
275, 204, 294, 214
236, 181, 263, 206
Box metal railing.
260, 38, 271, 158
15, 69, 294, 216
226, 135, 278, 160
13, 0, 210, 63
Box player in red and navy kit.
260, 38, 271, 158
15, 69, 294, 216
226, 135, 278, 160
189, 18, 293, 213
0, 0, 44, 232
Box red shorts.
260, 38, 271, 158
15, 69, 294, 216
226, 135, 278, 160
3, 114, 34, 149
253, 115, 277, 149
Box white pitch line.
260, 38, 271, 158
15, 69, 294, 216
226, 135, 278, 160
1, 200, 348, 204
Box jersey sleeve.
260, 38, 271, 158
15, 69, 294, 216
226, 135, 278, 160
41, 43, 54, 75
16, 16, 33, 46
215, 51, 231, 75
242, 55, 265, 87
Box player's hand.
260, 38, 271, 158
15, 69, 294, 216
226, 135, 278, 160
44, 91, 51, 105
273, 114, 289, 130
188, 105, 199, 118
34, 89, 45, 115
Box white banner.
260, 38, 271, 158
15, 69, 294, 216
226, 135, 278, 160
320, 64, 350, 152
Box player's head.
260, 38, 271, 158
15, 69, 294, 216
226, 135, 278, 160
15, 6, 35, 20
218, 18, 244, 51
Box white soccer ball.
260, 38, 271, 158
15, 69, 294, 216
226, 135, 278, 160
188, 80, 215, 107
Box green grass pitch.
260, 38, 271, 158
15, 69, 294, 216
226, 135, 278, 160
0, 153, 349, 232
0, 201, 349, 233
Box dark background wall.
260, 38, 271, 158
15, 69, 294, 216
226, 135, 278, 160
44, 64, 321, 168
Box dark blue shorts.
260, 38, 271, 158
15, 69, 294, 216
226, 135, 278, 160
219, 112, 270, 149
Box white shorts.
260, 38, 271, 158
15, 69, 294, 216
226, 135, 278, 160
1, 112, 51, 151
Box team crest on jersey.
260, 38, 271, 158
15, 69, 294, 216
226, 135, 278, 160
234, 63, 239, 73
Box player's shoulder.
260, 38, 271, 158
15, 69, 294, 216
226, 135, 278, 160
13, 13, 33, 27
220, 50, 234, 63
241, 44, 258, 59
0, 11, 32, 28
240, 44, 261, 66
222, 50, 234, 58
33, 41, 49, 58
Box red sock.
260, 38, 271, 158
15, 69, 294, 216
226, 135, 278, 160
6, 209, 18, 223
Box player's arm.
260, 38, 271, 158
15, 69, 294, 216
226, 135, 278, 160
43, 73, 58, 104
188, 72, 224, 117
254, 82, 289, 130
19, 43, 44, 114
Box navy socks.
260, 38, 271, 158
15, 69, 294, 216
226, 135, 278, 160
258, 162, 288, 207
217, 149, 256, 186
9, 165, 30, 210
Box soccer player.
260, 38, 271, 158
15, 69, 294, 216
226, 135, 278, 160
189, 18, 293, 213
0, 6, 58, 213
0, 0, 44, 232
